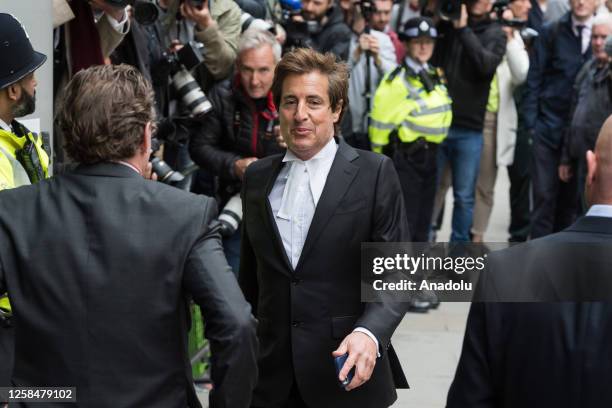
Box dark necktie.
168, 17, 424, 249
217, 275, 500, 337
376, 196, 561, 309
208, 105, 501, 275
576, 24, 585, 54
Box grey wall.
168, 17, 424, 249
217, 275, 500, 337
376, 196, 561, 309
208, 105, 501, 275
0, 0, 54, 162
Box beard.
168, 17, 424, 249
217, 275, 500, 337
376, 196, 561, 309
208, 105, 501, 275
12, 88, 36, 118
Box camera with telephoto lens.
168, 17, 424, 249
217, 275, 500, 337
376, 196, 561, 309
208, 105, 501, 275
280, 0, 319, 49
218, 194, 243, 237
157, 41, 213, 117
149, 132, 185, 185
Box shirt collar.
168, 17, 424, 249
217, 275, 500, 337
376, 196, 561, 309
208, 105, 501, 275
0, 118, 11, 132
571, 15, 593, 30
404, 56, 428, 74
586, 204, 612, 218
113, 160, 142, 175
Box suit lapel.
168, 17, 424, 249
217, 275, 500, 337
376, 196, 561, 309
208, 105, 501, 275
295, 139, 360, 272
260, 155, 295, 275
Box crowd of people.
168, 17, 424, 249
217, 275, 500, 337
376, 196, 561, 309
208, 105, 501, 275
2, 0, 612, 406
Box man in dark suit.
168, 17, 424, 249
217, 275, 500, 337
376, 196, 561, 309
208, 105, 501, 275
239, 48, 410, 408
0, 64, 258, 408
523, 0, 597, 238
447, 116, 612, 407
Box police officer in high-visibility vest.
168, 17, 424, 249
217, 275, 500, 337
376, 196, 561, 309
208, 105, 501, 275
369, 16, 452, 242
0, 13, 48, 387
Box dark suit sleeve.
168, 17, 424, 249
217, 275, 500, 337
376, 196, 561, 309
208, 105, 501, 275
0, 255, 5, 295
355, 156, 410, 354
523, 24, 550, 131
182, 197, 258, 408
446, 302, 497, 408
238, 166, 259, 315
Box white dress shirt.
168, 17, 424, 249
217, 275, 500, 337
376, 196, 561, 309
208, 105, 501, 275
586, 204, 612, 218
268, 137, 381, 355
405, 56, 428, 74
572, 15, 593, 55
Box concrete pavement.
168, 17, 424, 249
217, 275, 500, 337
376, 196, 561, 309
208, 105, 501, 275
391, 168, 512, 407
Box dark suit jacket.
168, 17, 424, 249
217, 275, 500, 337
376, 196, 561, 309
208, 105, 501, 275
0, 163, 258, 408
239, 138, 410, 408
447, 216, 612, 408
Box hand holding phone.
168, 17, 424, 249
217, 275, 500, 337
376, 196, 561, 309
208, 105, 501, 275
334, 353, 355, 388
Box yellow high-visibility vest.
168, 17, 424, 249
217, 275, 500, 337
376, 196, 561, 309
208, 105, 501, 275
369, 66, 453, 153
0, 121, 50, 314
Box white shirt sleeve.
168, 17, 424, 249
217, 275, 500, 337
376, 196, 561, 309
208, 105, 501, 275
353, 327, 381, 358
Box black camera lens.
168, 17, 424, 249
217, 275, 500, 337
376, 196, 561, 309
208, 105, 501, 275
134, 1, 160, 25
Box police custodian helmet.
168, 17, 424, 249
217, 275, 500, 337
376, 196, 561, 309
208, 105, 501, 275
0, 13, 47, 90
398, 17, 438, 41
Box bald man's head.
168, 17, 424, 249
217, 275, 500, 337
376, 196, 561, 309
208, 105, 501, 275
585, 115, 612, 207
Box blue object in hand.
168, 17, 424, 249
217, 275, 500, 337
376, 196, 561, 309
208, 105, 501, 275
334, 352, 355, 388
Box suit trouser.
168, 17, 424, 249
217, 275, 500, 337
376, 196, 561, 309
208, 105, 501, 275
392, 141, 438, 242
252, 376, 308, 408
472, 111, 498, 236
507, 127, 532, 241
530, 137, 578, 238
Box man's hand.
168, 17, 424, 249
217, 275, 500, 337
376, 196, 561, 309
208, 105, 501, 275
143, 161, 158, 181
358, 34, 380, 56
559, 164, 573, 182
453, 4, 468, 29
89, 0, 126, 21
181, 0, 214, 30
234, 157, 258, 180
501, 9, 515, 41
332, 331, 378, 391
275, 126, 287, 149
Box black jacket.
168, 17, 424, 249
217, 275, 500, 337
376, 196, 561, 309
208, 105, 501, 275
311, 5, 352, 61
189, 78, 284, 202
448, 216, 612, 407
239, 138, 410, 408
432, 18, 507, 131
0, 163, 258, 408
561, 60, 612, 163
523, 12, 591, 147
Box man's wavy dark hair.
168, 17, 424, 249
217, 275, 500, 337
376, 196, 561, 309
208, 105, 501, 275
55, 64, 155, 164
271, 48, 349, 135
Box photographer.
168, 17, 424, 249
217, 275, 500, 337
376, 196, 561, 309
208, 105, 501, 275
156, 0, 242, 92
430, 0, 507, 242
125, 0, 242, 191
287, 0, 352, 60
471, 0, 530, 242
189, 29, 285, 274
346, 0, 397, 148
559, 15, 612, 214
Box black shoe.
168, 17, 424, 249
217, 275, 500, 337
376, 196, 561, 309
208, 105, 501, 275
407, 299, 431, 313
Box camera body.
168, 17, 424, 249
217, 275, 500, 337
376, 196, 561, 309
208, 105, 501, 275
491, 0, 528, 29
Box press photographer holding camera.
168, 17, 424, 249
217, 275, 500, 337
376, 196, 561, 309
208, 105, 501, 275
429, 0, 507, 242
111, 0, 243, 189
345, 0, 397, 148
284, 0, 352, 59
